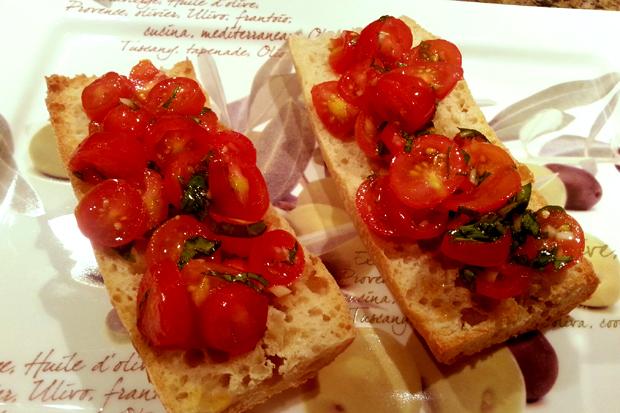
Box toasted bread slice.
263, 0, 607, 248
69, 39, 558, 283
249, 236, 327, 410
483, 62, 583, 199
45, 60, 355, 413
288, 16, 599, 364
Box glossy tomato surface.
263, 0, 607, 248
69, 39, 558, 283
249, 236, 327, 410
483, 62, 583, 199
69, 131, 148, 184
146, 214, 221, 268
75, 179, 146, 247
208, 155, 269, 223
389, 134, 466, 209
147, 76, 207, 116
249, 229, 305, 286
517, 208, 585, 272
81, 72, 134, 122
476, 263, 532, 299
137, 259, 194, 348
198, 282, 269, 356
370, 72, 437, 133
311, 81, 360, 139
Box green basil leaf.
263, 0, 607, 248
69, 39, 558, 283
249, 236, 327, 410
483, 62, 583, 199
178, 236, 222, 270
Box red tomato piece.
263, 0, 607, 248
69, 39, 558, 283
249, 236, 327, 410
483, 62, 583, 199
516, 208, 585, 272
389, 134, 467, 209
147, 77, 207, 116
443, 165, 522, 214
394, 62, 463, 100
126, 168, 168, 232
356, 175, 401, 237
81, 72, 134, 122
198, 282, 268, 356
357, 16, 413, 67
311, 81, 360, 139
408, 39, 463, 67
137, 259, 194, 348
441, 230, 512, 267
249, 229, 305, 286
146, 214, 221, 268
210, 130, 257, 165
337, 59, 385, 110
102, 101, 154, 139
370, 72, 437, 133
129, 60, 167, 99
356, 175, 448, 239
75, 179, 146, 247
208, 155, 269, 223
195, 107, 219, 134
354, 111, 407, 162
69, 131, 148, 185
142, 115, 212, 170
476, 263, 532, 299
441, 141, 522, 213
328, 30, 360, 74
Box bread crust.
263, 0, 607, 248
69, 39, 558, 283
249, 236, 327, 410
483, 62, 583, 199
288, 17, 599, 364
45, 60, 355, 413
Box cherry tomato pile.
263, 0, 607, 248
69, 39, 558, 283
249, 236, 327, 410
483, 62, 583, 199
72, 60, 306, 356
314, 16, 585, 300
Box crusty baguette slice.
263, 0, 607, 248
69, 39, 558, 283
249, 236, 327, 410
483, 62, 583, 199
45, 60, 355, 413
288, 16, 599, 364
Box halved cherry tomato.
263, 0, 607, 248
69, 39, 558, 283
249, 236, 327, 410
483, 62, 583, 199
357, 16, 413, 67
142, 115, 212, 170
147, 77, 207, 116
210, 130, 257, 165
181, 259, 230, 306
129, 60, 167, 99
102, 101, 154, 139
516, 208, 584, 272
370, 72, 437, 133
137, 259, 194, 348
356, 175, 400, 237
69, 132, 148, 185
75, 179, 146, 247
389, 134, 466, 209
443, 165, 522, 214
81, 72, 134, 122
394, 62, 463, 100
356, 175, 448, 239
476, 262, 532, 299
208, 155, 269, 223
126, 168, 168, 232
441, 230, 512, 267
311, 81, 360, 139
441, 141, 522, 213
337, 59, 385, 110
249, 229, 305, 286
408, 39, 463, 67
328, 30, 360, 74
195, 107, 219, 134
198, 282, 268, 356
354, 111, 407, 162
146, 214, 221, 268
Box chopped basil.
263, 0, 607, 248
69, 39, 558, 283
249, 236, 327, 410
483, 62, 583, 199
460, 148, 470, 166
178, 236, 222, 270
205, 270, 270, 293
458, 267, 477, 293
162, 84, 181, 108
113, 241, 136, 262
529, 246, 573, 271
456, 128, 489, 142
448, 213, 508, 243
284, 242, 299, 265
377, 140, 390, 157
207, 218, 268, 238
180, 174, 210, 221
